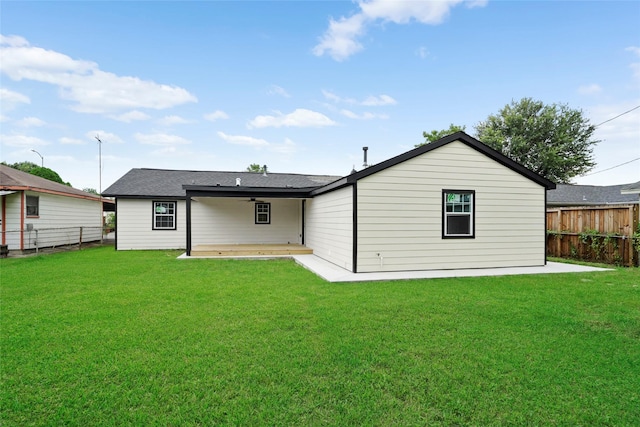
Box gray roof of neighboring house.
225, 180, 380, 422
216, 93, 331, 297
0, 164, 103, 201
621, 181, 640, 194
547, 183, 639, 206
102, 168, 342, 198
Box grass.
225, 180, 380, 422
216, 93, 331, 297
1, 247, 639, 426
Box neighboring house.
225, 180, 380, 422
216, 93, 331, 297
547, 183, 640, 207
103, 132, 556, 273
621, 181, 640, 201
0, 164, 110, 251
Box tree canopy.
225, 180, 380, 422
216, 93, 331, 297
416, 124, 466, 147
246, 164, 266, 173
2, 161, 71, 186
475, 98, 599, 183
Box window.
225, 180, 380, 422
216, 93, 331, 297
26, 195, 39, 217
255, 202, 270, 224
443, 190, 475, 238
153, 201, 176, 230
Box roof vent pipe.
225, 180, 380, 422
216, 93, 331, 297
263, 165, 268, 177
236, 178, 241, 186
363, 146, 369, 168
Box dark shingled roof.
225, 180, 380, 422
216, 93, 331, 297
0, 164, 103, 201
621, 181, 640, 194
102, 168, 342, 198
547, 183, 639, 206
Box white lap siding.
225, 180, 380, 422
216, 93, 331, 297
305, 186, 353, 271
191, 198, 301, 245
2, 191, 102, 250
356, 140, 546, 272
116, 199, 186, 250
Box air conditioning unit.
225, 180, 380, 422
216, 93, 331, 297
25, 223, 33, 231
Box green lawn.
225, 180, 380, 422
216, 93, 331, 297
2, 247, 639, 426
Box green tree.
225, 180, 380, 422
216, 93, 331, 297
83, 188, 99, 195
416, 124, 466, 147
475, 98, 599, 183
246, 164, 265, 173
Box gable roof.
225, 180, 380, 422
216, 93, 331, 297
104, 132, 556, 199
312, 131, 556, 195
547, 182, 639, 206
0, 164, 103, 202
102, 168, 341, 198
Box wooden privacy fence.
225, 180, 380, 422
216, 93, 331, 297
546, 204, 639, 266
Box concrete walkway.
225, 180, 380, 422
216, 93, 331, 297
292, 254, 611, 283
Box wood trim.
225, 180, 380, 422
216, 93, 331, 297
20, 191, 24, 250
0, 185, 103, 203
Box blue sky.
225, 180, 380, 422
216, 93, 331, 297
1, 0, 639, 191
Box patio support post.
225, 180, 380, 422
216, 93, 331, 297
186, 194, 192, 256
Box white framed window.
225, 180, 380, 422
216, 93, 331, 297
153, 201, 176, 230
26, 195, 39, 217
255, 203, 270, 224
442, 190, 475, 238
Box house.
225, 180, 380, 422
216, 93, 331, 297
0, 164, 111, 251
547, 182, 639, 207
102, 132, 556, 273
621, 181, 640, 201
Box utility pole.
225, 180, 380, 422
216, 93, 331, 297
95, 135, 103, 239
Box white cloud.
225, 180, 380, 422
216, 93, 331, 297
312, 14, 367, 62
204, 110, 230, 121
0, 134, 49, 147
157, 115, 190, 126
625, 46, 640, 57
361, 94, 397, 106
267, 85, 291, 98
59, 137, 85, 145
134, 132, 191, 146
15, 116, 46, 127
0, 35, 197, 113
341, 109, 389, 120
0, 87, 30, 111
86, 130, 125, 144
323, 90, 396, 106
577, 84, 602, 95
247, 108, 336, 129
217, 131, 269, 147
313, 0, 486, 61
0, 114, 8, 123
110, 110, 151, 122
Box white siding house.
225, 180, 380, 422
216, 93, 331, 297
305, 186, 353, 271
103, 132, 555, 273
1, 165, 107, 251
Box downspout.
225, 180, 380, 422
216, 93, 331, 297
186, 194, 192, 256
352, 183, 358, 273
1, 196, 6, 245
301, 199, 306, 245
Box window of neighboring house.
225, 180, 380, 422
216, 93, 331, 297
153, 201, 176, 230
255, 202, 270, 224
443, 190, 475, 238
26, 195, 39, 217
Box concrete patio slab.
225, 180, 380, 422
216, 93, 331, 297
292, 254, 611, 283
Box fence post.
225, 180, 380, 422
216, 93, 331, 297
79, 226, 83, 250
35, 229, 39, 255
556, 209, 562, 256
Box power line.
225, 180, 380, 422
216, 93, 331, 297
581, 157, 640, 177
595, 104, 640, 127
